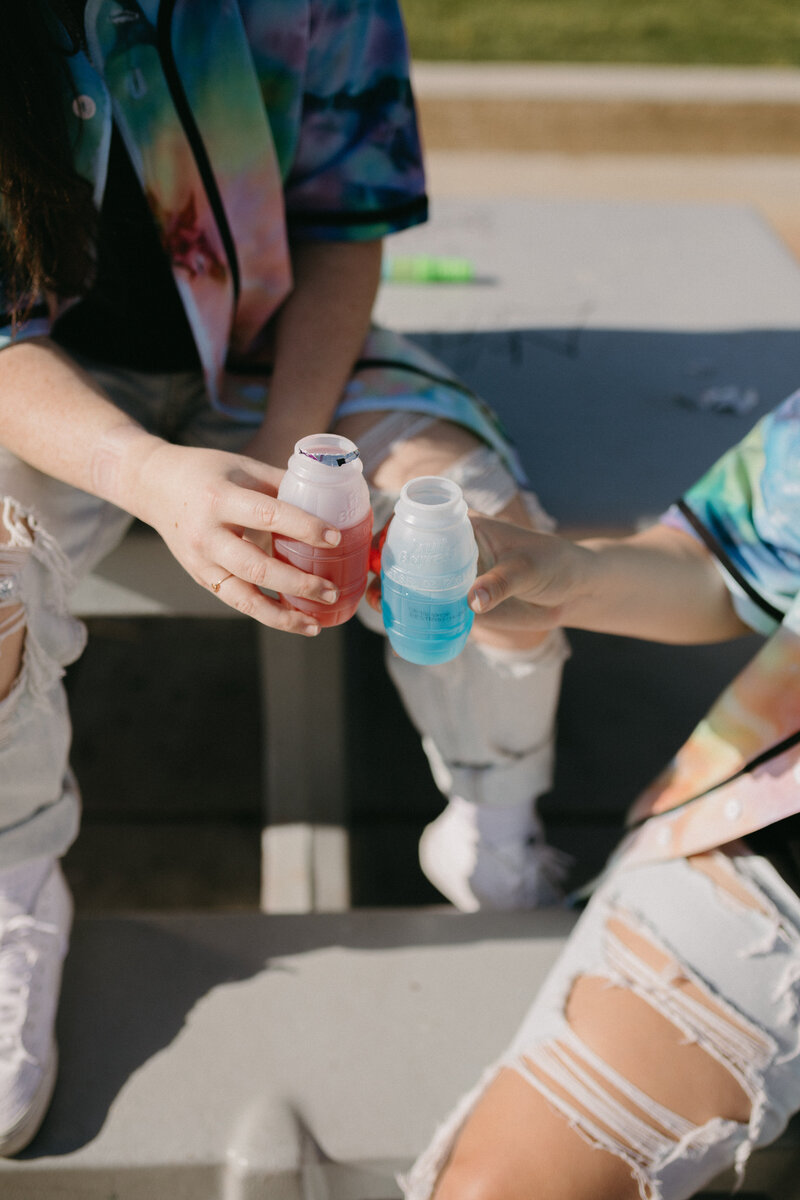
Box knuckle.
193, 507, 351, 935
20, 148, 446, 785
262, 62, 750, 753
232, 592, 259, 620
294, 574, 317, 599
255, 497, 279, 529
270, 609, 298, 633
245, 558, 272, 590
205, 487, 224, 516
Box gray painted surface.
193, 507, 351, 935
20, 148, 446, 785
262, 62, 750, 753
375, 198, 800, 528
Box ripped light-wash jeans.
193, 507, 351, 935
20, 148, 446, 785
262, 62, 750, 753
0, 359, 567, 873
402, 847, 800, 1200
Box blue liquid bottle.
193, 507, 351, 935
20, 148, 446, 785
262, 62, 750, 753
381, 477, 478, 665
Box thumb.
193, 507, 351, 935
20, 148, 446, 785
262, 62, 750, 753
469, 566, 512, 614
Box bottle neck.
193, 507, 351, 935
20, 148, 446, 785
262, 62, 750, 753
289, 434, 364, 486
395, 476, 468, 530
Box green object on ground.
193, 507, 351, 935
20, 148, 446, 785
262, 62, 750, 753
382, 255, 476, 283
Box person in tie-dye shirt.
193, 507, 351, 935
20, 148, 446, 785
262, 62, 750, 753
404, 393, 800, 1200
0, 0, 568, 1151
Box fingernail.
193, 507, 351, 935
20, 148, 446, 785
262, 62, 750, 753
303, 622, 321, 636
321, 589, 338, 604
324, 529, 341, 546
470, 588, 489, 612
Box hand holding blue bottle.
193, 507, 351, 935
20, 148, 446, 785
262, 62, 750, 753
379, 476, 478, 664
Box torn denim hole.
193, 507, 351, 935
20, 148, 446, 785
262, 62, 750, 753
604, 910, 774, 1084
0, 573, 24, 642
355, 411, 436, 476
515, 1022, 696, 1200
0, 555, 29, 737
503, 905, 775, 1199
402, 852, 800, 1200
687, 852, 774, 919
441, 445, 518, 517
0, 497, 84, 721
0, 497, 30, 655
688, 852, 800, 1025
601, 909, 775, 1184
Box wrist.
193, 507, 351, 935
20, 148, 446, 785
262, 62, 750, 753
557, 540, 610, 628
90, 423, 167, 520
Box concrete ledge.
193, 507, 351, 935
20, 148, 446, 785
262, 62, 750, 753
413, 62, 800, 155
70, 522, 233, 619
70, 526, 351, 915
2, 910, 574, 1197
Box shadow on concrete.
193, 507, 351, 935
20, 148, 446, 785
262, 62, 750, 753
24, 908, 573, 1157
23, 917, 257, 1157
408, 326, 800, 528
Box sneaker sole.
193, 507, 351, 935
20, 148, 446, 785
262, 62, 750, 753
0, 1043, 58, 1158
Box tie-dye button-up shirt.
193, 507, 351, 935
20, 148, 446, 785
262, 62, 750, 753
1, 0, 427, 411
614, 391, 800, 868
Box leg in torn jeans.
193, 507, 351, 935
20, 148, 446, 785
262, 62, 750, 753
0, 456, 132, 868
402, 849, 800, 1200
343, 411, 571, 908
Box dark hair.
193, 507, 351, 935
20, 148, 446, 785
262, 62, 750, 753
0, 1, 97, 322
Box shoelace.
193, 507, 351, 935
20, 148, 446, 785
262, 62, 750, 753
0, 915, 61, 1067
480, 837, 572, 905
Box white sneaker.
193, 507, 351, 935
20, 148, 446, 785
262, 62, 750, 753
0, 858, 72, 1156
419, 797, 570, 912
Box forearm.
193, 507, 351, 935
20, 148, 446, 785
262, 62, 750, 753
566, 524, 749, 643
245, 238, 382, 466
470, 516, 751, 645
0, 338, 163, 517
0, 337, 346, 633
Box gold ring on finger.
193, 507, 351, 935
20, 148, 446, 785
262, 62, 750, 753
210, 572, 234, 594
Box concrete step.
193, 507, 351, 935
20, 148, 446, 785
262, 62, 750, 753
1, 909, 796, 1198
3, 910, 572, 1197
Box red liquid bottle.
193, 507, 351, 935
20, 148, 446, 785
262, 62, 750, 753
273, 434, 372, 627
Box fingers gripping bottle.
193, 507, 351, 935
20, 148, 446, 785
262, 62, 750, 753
273, 434, 372, 627
381, 476, 478, 664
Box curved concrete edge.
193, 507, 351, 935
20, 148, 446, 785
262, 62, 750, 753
412, 62, 800, 102
412, 62, 800, 154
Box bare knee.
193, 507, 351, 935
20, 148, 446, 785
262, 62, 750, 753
0, 622, 26, 701
335, 412, 484, 493
435, 1157, 507, 1200
569, 914, 757, 1127
432, 1068, 639, 1200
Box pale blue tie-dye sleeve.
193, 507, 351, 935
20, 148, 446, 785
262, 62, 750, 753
281, 0, 427, 241
664, 390, 800, 634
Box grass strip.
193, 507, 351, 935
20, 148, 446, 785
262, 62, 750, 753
402, 0, 800, 66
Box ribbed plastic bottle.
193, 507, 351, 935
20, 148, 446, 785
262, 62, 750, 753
380, 476, 478, 664
273, 434, 372, 628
